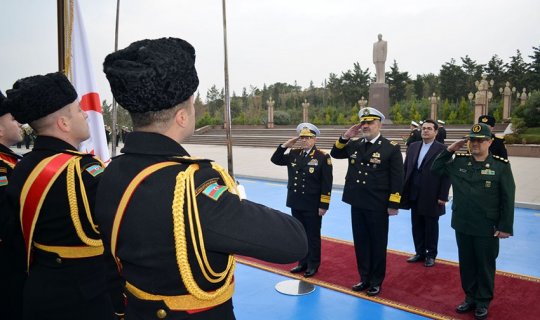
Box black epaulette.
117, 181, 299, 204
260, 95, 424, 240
169, 156, 212, 164
456, 153, 471, 157
64, 149, 95, 157
493, 155, 509, 163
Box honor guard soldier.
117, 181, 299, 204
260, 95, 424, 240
478, 115, 507, 159
406, 120, 421, 147
330, 107, 403, 297
436, 120, 446, 144
0, 89, 24, 320
271, 122, 333, 278
432, 123, 515, 320
98, 37, 308, 320
3, 72, 124, 319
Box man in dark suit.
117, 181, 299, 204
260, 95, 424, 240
97, 37, 308, 320
478, 115, 507, 159
271, 122, 333, 278
401, 119, 451, 267
330, 107, 403, 297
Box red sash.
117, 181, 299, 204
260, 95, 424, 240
0, 152, 18, 169
20, 153, 77, 269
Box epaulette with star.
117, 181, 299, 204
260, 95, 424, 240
493, 155, 509, 163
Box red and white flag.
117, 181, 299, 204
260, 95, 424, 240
65, 0, 110, 163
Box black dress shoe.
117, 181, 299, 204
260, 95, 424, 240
366, 286, 381, 296
303, 267, 318, 277
424, 257, 435, 267
290, 265, 307, 273
456, 301, 476, 313
406, 254, 424, 263
474, 306, 488, 319
352, 282, 370, 292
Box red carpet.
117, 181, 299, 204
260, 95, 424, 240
237, 237, 540, 320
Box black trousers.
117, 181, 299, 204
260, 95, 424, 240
351, 207, 389, 287
410, 204, 440, 258
291, 208, 322, 269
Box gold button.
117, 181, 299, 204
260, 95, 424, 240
56, 257, 62, 264
156, 309, 167, 319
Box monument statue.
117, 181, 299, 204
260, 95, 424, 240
373, 34, 388, 83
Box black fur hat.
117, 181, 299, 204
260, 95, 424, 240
0, 90, 7, 117
6, 72, 78, 124
103, 37, 199, 113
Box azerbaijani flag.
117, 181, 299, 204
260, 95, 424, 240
64, 0, 110, 163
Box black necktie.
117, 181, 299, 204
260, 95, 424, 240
365, 141, 372, 149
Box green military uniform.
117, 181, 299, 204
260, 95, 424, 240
432, 123, 515, 309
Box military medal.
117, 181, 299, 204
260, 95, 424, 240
309, 167, 315, 173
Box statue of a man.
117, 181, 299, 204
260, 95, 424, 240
373, 34, 388, 83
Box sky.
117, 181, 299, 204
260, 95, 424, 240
1, 0, 539, 103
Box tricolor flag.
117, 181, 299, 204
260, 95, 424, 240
63, 0, 110, 163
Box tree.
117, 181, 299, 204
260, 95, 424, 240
461, 55, 485, 93
386, 60, 410, 104
339, 62, 370, 106
528, 45, 540, 91
484, 54, 507, 97
439, 59, 467, 102
505, 50, 529, 91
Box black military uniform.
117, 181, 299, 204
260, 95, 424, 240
330, 107, 403, 295
0, 91, 25, 320
436, 121, 446, 144
406, 128, 421, 147
4, 73, 121, 320
478, 115, 508, 159
98, 37, 308, 320
271, 123, 333, 276
432, 123, 515, 318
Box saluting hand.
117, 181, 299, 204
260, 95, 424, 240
283, 137, 299, 148
342, 124, 363, 139
447, 139, 467, 152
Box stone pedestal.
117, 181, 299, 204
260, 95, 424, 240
474, 104, 485, 124
368, 83, 391, 123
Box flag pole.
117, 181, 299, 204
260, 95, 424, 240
221, 0, 234, 177
111, 0, 121, 156
57, 0, 65, 72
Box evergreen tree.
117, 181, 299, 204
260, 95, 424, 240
528, 45, 540, 91
440, 59, 468, 102
386, 60, 410, 104
505, 50, 529, 91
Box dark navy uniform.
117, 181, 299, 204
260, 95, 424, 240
406, 129, 421, 147
490, 134, 507, 159
95, 132, 308, 320
271, 144, 333, 271
436, 126, 446, 144
3, 136, 119, 320
0, 144, 24, 320
331, 134, 403, 288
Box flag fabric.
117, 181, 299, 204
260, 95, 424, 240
64, 0, 110, 163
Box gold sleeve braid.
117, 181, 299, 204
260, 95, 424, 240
66, 157, 103, 247
172, 163, 235, 301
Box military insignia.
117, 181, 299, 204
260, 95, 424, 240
85, 164, 104, 177
481, 169, 495, 175
363, 109, 370, 116
291, 163, 296, 167
459, 168, 467, 173
485, 163, 490, 168
372, 152, 380, 158
481, 117, 488, 123
389, 192, 401, 203
472, 124, 482, 133
309, 167, 315, 173
308, 159, 318, 166
0, 175, 7, 186
202, 182, 228, 201
351, 159, 355, 164
0, 167, 6, 173
390, 141, 398, 146
350, 153, 357, 159
485, 181, 492, 188
327, 157, 332, 165
369, 158, 381, 164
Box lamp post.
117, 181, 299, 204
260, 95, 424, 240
302, 99, 310, 123
499, 82, 516, 121
428, 93, 440, 120
266, 97, 275, 128
472, 75, 494, 122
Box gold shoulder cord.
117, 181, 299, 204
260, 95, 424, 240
172, 162, 236, 301
66, 157, 102, 247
